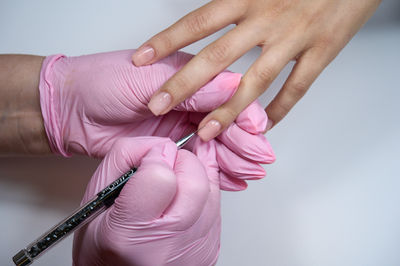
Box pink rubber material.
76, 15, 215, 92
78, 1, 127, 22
39, 49, 275, 191
73, 137, 224, 265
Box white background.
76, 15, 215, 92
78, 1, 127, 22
1, 1, 399, 265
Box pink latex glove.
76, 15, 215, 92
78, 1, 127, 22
39, 50, 275, 190
73, 136, 227, 266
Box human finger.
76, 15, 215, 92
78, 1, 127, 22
146, 22, 260, 116
132, 0, 243, 66
265, 48, 331, 127
162, 149, 210, 230
106, 138, 179, 224
215, 141, 266, 180
80, 137, 172, 203
235, 99, 268, 134
174, 71, 241, 113
218, 123, 275, 164
192, 138, 220, 189
219, 172, 248, 191
197, 42, 301, 141
187, 113, 275, 164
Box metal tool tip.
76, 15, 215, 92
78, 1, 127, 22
176, 130, 198, 149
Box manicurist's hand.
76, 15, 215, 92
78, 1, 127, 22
1, 50, 274, 190
132, 0, 381, 140
39, 49, 275, 190
73, 137, 226, 266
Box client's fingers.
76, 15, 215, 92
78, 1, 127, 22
132, 0, 240, 66
266, 48, 330, 126
197, 41, 299, 141
188, 100, 274, 164
147, 22, 258, 117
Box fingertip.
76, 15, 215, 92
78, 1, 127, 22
109, 137, 172, 172
131, 53, 136, 65
197, 104, 240, 142
175, 149, 209, 196
265, 118, 274, 132
108, 138, 179, 223
141, 139, 178, 169
132, 45, 155, 66
113, 159, 178, 222
197, 119, 222, 142
265, 102, 284, 131
147, 91, 173, 116
218, 124, 276, 164
216, 142, 267, 180
162, 149, 210, 230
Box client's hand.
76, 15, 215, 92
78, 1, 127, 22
40, 49, 275, 190
73, 137, 227, 266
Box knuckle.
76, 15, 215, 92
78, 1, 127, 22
168, 74, 192, 98
265, 0, 293, 19
219, 106, 239, 123
152, 30, 174, 52
289, 80, 309, 97
253, 65, 275, 85
314, 35, 335, 50
299, 4, 325, 29
201, 41, 231, 65
272, 99, 291, 115
308, 38, 338, 64
306, 12, 323, 28
184, 11, 211, 35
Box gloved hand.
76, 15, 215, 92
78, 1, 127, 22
39, 50, 275, 190
73, 136, 231, 266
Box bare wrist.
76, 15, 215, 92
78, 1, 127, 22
0, 55, 51, 155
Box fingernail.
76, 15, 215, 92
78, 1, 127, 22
198, 120, 222, 141
132, 45, 155, 66
266, 119, 274, 131
148, 92, 172, 115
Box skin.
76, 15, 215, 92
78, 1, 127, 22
0, 55, 51, 155
132, 0, 381, 141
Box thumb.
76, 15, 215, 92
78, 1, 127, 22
107, 139, 179, 225
80, 137, 172, 203
81, 137, 179, 226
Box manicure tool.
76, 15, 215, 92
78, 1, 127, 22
13, 131, 197, 266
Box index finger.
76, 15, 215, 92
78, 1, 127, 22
132, 0, 243, 66
146, 22, 261, 116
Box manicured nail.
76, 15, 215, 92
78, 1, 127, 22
198, 120, 222, 141
132, 45, 155, 66
148, 92, 172, 116
266, 119, 274, 131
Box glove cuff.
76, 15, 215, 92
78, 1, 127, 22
39, 54, 71, 157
